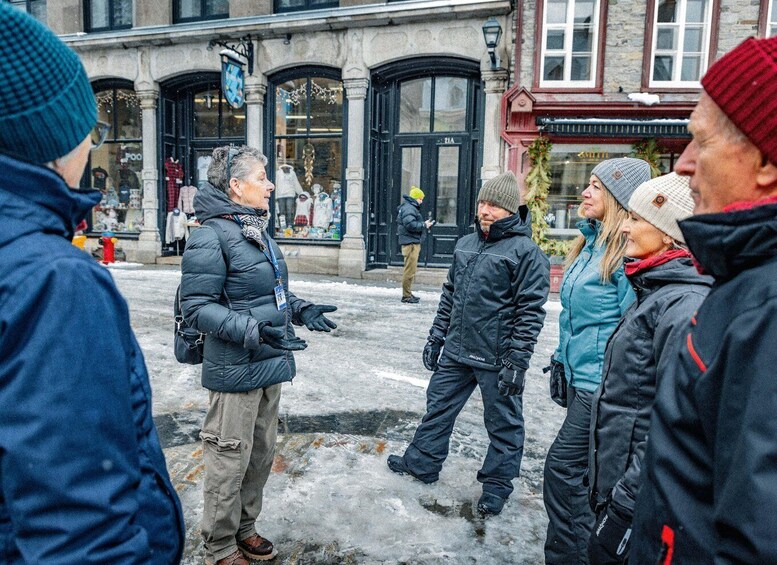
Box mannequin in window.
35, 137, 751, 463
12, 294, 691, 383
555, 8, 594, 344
276, 163, 303, 229
165, 207, 188, 254
165, 157, 184, 213
294, 191, 312, 228
312, 184, 333, 230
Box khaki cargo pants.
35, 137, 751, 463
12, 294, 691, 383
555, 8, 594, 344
200, 384, 282, 563
401, 243, 421, 299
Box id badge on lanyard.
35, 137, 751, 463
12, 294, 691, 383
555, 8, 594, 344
274, 283, 287, 311
265, 237, 287, 311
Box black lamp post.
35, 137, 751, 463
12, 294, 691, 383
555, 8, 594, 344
482, 17, 503, 69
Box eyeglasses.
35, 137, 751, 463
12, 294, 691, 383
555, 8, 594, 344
90, 121, 111, 151
226, 146, 240, 184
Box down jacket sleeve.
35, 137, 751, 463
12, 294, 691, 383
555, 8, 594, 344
399, 203, 425, 235
0, 260, 153, 563
429, 260, 455, 340
610, 290, 704, 518
506, 246, 550, 372
180, 225, 258, 348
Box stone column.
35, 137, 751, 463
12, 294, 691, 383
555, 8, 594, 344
244, 74, 267, 151
338, 77, 369, 279
136, 88, 162, 264
480, 68, 509, 182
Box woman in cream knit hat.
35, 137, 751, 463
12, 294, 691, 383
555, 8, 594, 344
585, 173, 712, 564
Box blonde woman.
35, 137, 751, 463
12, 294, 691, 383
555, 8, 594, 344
543, 158, 651, 565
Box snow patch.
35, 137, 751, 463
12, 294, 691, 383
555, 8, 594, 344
628, 92, 661, 106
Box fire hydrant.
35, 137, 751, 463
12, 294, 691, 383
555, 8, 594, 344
101, 231, 118, 264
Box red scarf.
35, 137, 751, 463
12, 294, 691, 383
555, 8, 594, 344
722, 194, 777, 213
624, 248, 691, 277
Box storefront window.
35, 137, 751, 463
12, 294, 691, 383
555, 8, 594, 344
273, 73, 344, 241
193, 88, 246, 139
89, 87, 143, 235
399, 76, 468, 133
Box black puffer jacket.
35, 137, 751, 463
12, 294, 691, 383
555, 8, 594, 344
631, 201, 777, 564
588, 256, 711, 520
431, 206, 549, 373
180, 182, 310, 393
397, 195, 425, 245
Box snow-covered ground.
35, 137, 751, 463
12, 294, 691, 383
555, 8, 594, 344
111, 267, 565, 564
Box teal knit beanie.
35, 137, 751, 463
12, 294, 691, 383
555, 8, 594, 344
0, 4, 97, 164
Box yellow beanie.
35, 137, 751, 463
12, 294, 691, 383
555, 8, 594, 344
409, 186, 425, 200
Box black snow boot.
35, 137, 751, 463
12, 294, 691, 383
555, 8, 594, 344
387, 454, 437, 484
477, 492, 506, 517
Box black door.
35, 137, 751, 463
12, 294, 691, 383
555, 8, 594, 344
367, 58, 483, 269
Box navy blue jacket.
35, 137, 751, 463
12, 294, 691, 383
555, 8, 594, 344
430, 207, 549, 374
0, 154, 184, 564
631, 201, 777, 564
396, 195, 425, 245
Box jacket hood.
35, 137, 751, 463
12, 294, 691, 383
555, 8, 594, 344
476, 205, 532, 241
194, 180, 267, 222
0, 153, 101, 246
679, 201, 777, 281
626, 256, 713, 296
400, 194, 421, 209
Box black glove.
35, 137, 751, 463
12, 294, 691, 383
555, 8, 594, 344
299, 304, 338, 332
259, 324, 308, 351
543, 356, 568, 407
422, 335, 444, 371
587, 504, 632, 565
497, 359, 525, 397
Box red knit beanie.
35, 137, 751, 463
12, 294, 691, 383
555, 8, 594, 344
701, 36, 777, 164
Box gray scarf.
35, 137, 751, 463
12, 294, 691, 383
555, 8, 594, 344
229, 211, 270, 251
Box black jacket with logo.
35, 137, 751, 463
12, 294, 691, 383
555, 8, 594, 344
431, 206, 549, 375
631, 201, 777, 564
397, 195, 425, 245
588, 256, 711, 519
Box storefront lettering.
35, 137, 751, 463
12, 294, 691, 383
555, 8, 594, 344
577, 151, 609, 159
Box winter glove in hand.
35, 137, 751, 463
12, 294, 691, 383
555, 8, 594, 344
299, 304, 338, 332
422, 335, 444, 371
260, 324, 307, 351
543, 356, 568, 407
587, 504, 632, 565
497, 359, 525, 397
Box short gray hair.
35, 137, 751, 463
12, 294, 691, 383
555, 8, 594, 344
208, 145, 268, 195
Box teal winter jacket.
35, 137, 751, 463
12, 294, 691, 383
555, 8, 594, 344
554, 219, 635, 393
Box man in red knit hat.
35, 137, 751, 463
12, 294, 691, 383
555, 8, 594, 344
628, 36, 777, 564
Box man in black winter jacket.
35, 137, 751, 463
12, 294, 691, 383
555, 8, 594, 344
397, 186, 434, 303
388, 171, 550, 517
630, 36, 777, 564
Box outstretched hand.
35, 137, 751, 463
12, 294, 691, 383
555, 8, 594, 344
300, 304, 338, 332
260, 324, 308, 351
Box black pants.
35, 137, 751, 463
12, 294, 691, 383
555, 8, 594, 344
544, 386, 596, 565
401, 356, 525, 499
276, 197, 295, 228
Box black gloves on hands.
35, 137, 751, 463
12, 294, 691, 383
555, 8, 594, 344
498, 359, 525, 397
259, 324, 307, 351
543, 356, 568, 407
423, 335, 444, 371
299, 304, 338, 332
587, 504, 632, 565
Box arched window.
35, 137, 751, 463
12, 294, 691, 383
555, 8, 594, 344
268, 68, 346, 241
86, 82, 143, 235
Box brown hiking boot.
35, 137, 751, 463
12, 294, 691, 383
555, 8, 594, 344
238, 533, 278, 561
210, 550, 250, 565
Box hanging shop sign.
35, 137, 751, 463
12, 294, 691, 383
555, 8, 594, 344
220, 49, 245, 109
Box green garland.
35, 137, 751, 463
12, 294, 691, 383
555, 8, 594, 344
525, 136, 570, 258
631, 138, 664, 178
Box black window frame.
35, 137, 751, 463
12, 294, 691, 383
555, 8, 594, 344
274, 0, 338, 14
84, 0, 133, 32
173, 0, 229, 23
4, 0, 46, 23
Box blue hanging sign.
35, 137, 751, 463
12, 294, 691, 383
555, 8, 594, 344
221, 56, 245, 109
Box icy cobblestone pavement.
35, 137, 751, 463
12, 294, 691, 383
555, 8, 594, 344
111, 267, 564, 564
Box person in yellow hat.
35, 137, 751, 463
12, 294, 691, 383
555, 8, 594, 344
396, 186, 434, 303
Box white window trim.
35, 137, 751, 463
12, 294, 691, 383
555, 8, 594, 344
649, 0, 713, 88
768, 0, 777, 38
539, 0, 601, 88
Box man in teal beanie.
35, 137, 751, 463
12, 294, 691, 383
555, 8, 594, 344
0, 5, 184, 563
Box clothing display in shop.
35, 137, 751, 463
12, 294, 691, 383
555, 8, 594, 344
313, 190, 333, 229
165, 208, 189, 244
331, 184, 342, 224
177, 185, 198, 215
197, 155, 212, 188
294, 192, 313, 227
164, 157, 184, 213
276, 165, 303, 227
91, 166, 108, 190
